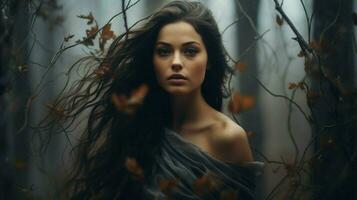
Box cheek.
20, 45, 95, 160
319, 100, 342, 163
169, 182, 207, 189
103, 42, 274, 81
192, 65, 206, 82
191, 57, 208, 83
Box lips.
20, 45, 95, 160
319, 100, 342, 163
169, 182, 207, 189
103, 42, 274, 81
168, 74, 187, 80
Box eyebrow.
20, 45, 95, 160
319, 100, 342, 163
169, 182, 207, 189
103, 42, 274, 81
155, 41, 201, 46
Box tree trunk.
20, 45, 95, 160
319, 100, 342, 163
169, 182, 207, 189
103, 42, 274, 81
236, 0, 262, 165
0, 1, 31, 199
312, 0, 356, 199
235, 0, 263, 199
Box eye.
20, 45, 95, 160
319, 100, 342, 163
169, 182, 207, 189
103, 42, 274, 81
183, 47, 199, 57
155, 47, 171, 57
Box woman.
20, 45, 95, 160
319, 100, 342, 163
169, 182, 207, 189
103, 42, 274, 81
55, 1, 263, 199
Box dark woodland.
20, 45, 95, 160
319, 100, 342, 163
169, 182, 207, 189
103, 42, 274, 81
0, 0, 356, 199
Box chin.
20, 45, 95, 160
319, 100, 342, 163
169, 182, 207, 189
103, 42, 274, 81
165, 87, 191, 95
167, 90, 190, 96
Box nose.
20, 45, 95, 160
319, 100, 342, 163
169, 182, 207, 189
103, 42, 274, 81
171, 52, 182, 71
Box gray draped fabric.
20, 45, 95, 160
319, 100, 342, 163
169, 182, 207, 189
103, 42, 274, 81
143, 128, 264, 200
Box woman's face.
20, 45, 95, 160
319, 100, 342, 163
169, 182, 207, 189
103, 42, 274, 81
153, 21, 208, 96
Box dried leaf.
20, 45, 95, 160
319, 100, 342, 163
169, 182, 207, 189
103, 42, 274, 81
159, 178, 179, 194
86, 25, 99, 38
78, 25, 99, 46
124, 157, 144, 179
220, 189, 240, 200
228, 92, 255, 113
14, 159, 27, 170
99, 23, 116, 51
94, 63, 110, 77
45, 103, 66, 117
276, 15, 284, 26
81, 37, 94, 46
297, 50, 305, 58
193, 171, 223, 195
234, 60, 247, 73
77, 12, 95, 25
297, 82, 305, 90
101, 24, 115, 40
288, 83, 298, 90
304, 56, 317, 74
288, 82, 305, 90
112, 84, 149, 114
64, 34, 74, 42
309, 40, 321, 53
112, 94, 130, 112
129, 84, 149, 104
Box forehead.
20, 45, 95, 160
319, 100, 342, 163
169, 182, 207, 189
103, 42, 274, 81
156, 21, 204, 45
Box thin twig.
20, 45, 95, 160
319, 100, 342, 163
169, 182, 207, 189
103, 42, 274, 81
122, 0, 129, 40
273, 0, 312, 53
250, 75, 311, 123
221, 16, 242, 35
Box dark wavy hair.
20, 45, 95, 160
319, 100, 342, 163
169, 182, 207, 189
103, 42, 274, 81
47, 1, 233, 199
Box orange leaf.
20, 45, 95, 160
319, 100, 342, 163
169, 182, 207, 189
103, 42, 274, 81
228, 92, 255, 113
79, 25, 99, 46
124, 157, 144, 179
234, 60, 247, 73
86, 25, 99, 38
128, 84, 149, 105
288, 83, 297, 90
112, 84, 149, 114
193, 171, 222, 195
288, 82, 305, 90
309, 40, 321, 53
94, 63, 111, 77
99, 24, 116, 51
112, 93, 131, 113
101, 24, 115, 40
77, 12, 94, 25
159, 178, 179, 194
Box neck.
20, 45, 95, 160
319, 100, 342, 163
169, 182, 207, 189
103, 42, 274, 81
170, 90, 213, 131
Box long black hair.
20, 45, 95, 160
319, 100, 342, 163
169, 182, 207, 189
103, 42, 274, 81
48, 1, 233, 199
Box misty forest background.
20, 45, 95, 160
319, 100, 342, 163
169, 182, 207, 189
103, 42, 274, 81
1, 0, 356, 199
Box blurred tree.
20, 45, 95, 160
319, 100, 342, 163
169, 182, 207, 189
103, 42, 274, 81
0, 1, 31, 199
312, 0, 356, 199
235, 0, 262, 164
235, 0, 263, 199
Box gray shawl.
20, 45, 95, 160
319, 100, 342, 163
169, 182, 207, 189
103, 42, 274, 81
143, 128, 264, 200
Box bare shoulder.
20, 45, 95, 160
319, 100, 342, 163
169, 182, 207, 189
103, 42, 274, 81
213, 112, 254, 164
